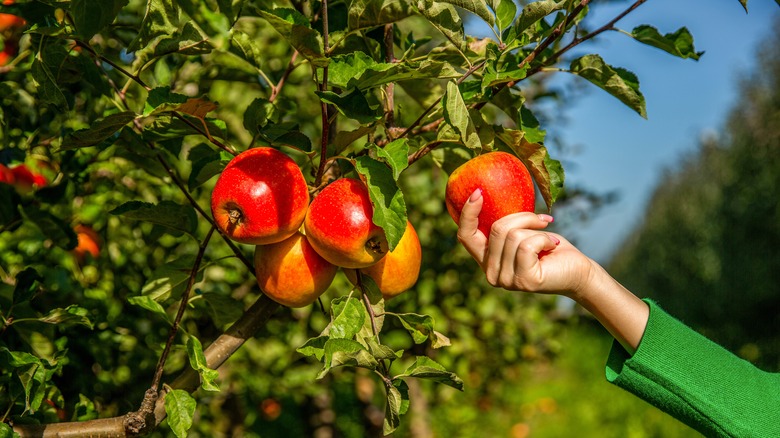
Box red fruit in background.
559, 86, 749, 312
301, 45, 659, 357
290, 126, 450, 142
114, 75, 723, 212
72, 225, 101, 262
253, 232, 338, 308
0, 12, 25, 31
211, 147, 309, 245
0, 163, 14, 184
304, 178, 388, 269
345, 220, 422, 299
10, 164, 46, 192
445, 151, 535, 237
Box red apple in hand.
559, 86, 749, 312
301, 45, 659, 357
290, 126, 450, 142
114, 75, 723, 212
304, 178, 388, 269
345, 220, 422, 299
445, 151, 535, 237
254, 232, 338, 308
211, 147, 309, 245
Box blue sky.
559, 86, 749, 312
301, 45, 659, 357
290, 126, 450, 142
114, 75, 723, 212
536, 0, 779, 263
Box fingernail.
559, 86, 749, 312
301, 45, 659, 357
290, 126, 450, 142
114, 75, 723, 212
538, 214, 554, 223
468, 188, 482, 203
548, 234, 560, 245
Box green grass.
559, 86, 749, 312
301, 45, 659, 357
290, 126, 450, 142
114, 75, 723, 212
422, 322, 701, 438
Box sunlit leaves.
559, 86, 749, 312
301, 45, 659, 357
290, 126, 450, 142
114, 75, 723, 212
355, 154, 408, 251
570, 54, 647, 118
254, 8, 328, 67
515, 0, 567, 33
631, 25, 703, 60
443, 82, 481, 151
186, 336, 220, 392
326, 52, 459, 90
347, 0, 416, 31
128, 0, 179, 52
495, 128, 564, 210
397, 356, 464, 390
164, 389, 196, 438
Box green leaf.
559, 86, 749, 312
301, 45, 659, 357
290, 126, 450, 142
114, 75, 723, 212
255, 8, 328, 67
399, 356, 464, 390
630, 25, 703, 60
327, 52, 459, 90
443, 81, 482, 150
153, 21, 211, 57
357, 274, 386, 333
570, 54, 647, 118
186, 336, 220, 392
297, 336, 328, 361
70, 0, 128, 40
383, 379, 409, 435
22, 205, 78, 250
347, 0, 416, 31
38, 305, 94, 329
481, 61, 528, 91
417, 0, 465, 49
737, 0, 748, 13
0, 422, 20, 438
495, 0, 517, 31
333, 126, 374, 152
515, 0, 567, 33
391, 312, 451, 348
110, 200, 198, 238
495, 128, 564, 210
330, 296, 366, 340
319, 338, 378, 378
61, 112, 136, 150
13, 267, 43, 305
188, 155, 228, 191
517, 105, 546, 144
371, 139, 409, 180
140, 255, 204, 302
31, 59, 68, 110
316, 89, 382, 124
0, 347, 41, 368
129, 0, 179, 52
164, 389, 196, 438
243, 97, 279, 135
437, 0, 494, 26
354, 156, 408, 251
228, 30, 266, 75
128, 295, 171, 323
144, 86, 190, 116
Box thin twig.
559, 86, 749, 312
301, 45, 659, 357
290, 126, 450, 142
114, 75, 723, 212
150, 225, 215, 392
270, 51, 300, 102
383, 23, 396, 132
314, 0, 331, 188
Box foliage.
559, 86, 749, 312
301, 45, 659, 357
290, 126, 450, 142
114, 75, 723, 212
0, 0, 731, 435
609, 20, 780, 371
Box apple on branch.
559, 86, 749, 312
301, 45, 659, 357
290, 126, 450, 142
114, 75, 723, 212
253, 232, 338, 308
211, 147, 309, 245
345, 220, 422, 299
445, 151, 536, 237
304, 178, 388, 269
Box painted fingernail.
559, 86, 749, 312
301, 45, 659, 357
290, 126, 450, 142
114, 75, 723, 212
468, 188, 482, 203
548, 234, 560, 245
538, 214, 554, 223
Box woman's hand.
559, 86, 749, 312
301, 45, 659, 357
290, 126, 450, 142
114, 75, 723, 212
456, 188, 594, 298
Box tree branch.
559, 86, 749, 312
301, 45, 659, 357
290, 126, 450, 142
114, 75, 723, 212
12, 294, 280, 438
314, 0, 331, 188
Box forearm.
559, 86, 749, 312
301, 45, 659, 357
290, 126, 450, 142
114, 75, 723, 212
570, 260, 649, 354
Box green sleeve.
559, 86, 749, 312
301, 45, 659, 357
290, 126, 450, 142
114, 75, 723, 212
606, 299, 780, 437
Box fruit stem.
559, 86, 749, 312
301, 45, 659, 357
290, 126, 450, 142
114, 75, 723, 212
228, 207, 242, 225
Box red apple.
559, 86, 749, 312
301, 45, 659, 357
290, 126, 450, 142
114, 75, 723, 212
253, 232, 338, 308
345, 220, 422, 299
72, 224, 101, 262
304, 178, 388, 269
445, 151, 535, 237
211, 147, 309, 245
0, 164, 14, 184
10, 164, 46, 193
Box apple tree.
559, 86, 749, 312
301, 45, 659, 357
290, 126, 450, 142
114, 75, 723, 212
0, 0, 740, 436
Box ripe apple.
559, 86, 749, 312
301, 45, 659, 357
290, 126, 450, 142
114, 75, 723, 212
304, 178, 388, 269
445, 151, 535, 237
253, 232, 338, 308
72, 224, 101, 262
0, 163, 14, 184
211, 147, 309, 245
345, 220, 422, 299
10, 164, 46, 192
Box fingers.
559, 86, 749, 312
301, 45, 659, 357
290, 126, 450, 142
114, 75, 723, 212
456, 189, 488, 265
484, 215, 558, 290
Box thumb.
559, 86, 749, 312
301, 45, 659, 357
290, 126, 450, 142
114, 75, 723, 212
457, 189, 487, 265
